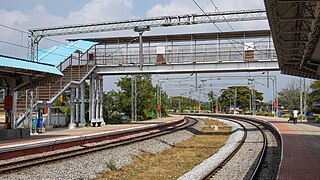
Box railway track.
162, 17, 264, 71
188, 115, 281, 180
0, 117, 197, 174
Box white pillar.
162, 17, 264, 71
99, 78, 104, 124
95, 78, 99, 124
12, 91, 18, 129
90, 76, 96, 126
69, 88, 76, 129
80, 82, 86, 126
47, 106, 52, 126
75, 87, 79, 124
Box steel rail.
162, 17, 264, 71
185, 114, 274, 180
0, 117, 197, 174
198, 114, 281, 180
201, 117, 248, 179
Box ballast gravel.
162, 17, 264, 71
0, 120, 204, 180
179, 117, 244, 180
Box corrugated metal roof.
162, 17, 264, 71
0, 55, 63, 76
37, 40, 98, 66
265, 0, 320, 79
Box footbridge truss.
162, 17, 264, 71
70, 30, 279, 75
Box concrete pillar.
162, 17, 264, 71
75, 87, 79, 124
68, 88, 76, 129
12, 91, 18, 129
47, 106, 52, 126
99, 78, 104, 124
80, 82, 86, 126
90, 76, 96, 126
29, 90, 34, 130
95, 78, 100, 126
89, 77, 93, 125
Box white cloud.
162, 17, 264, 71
68, 0, 134, 23
147, 0, 268, 34
0, 0, 135, 57
147, 0, 264, 17
0, 9, 29, 26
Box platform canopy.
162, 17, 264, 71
37, 40, 98, 66
0, 55, 63, 91
265, 0, 320, 79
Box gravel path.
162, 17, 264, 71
179, 117, 244, 180
0, 119, 204, 180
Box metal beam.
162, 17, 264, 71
94, 60, 279, 75
279, 16, 315, 21
29, 9, 267, 37
280, 29, 310, 33
278, 0, 320, 2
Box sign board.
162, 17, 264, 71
244, 43, 255, 51
157, 104, 161, 110
156, 46, 166, 54
274, 102, 278, 108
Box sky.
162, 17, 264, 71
0, 0, 312, 102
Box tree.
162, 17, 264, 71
207, 91, 217, 111
278, 81, 300, 111
219, 86, 263, 112
169, 96, 198, 112
308, 80, 319, 113
103, 90, 119, 123
115, 75, 160, 121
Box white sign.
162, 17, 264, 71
244, 43, 254, 51
157, 46, 166, 54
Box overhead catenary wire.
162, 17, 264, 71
192, 0, 243, 56
193, 0, 274, 58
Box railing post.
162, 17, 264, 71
78, 52, 80, 80
49, 83, 51, 99
94, 45, 97, 65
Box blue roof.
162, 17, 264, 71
0, 55, 63, 76
37, 40, 98, 66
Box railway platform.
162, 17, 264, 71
253, 116, 320, 180
0, 115, 184, 160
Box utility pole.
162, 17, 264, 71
131, 75, 137, 122
198, 79, 207, 113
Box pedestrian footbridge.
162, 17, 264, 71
0, 9, 280, 130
